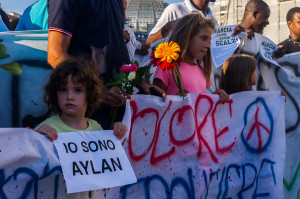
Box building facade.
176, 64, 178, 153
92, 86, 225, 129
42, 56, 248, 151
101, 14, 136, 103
210, 0, 300, 43
126, 0, 168, 41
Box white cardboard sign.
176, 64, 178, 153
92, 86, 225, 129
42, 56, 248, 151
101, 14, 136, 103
54, 130, 137, 194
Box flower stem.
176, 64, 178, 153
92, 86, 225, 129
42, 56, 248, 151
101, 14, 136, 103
109, 107, 118, 129
171, 68, 183, 93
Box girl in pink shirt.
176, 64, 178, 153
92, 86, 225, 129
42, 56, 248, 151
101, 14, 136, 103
153, 13, 228, 101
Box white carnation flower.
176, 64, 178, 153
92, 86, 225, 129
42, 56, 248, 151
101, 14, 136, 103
128, 71, 136, 81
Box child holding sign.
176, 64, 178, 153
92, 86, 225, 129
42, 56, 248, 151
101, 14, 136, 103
153, 13, 229, 101
220, 54, 257, 94
35, 59, 128, 141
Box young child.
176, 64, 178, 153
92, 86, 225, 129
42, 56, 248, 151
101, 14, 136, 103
35, 59, 128, 142
220, 54, 257, 94
153, 13, 228, 101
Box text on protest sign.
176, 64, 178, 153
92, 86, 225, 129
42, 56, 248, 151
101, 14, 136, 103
54, 130, 136, 194
211, 25, 240, 68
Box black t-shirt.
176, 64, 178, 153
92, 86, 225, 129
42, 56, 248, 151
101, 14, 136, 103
48, 0, 130, 83
279, 37, 300, 55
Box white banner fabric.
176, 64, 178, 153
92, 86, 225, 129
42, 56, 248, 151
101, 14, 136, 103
107, 92, 286, 199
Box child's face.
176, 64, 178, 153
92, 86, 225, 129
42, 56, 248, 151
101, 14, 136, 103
57, 75, 88, 118
187, 27, 213, 61
251, 70, 258, 85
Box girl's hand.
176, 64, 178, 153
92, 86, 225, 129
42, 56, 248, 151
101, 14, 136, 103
113, 122, 128, 140
213, 89, 229, 103
36, 124, 58, 142
281, 90, 287, 103
176, 89, 188, 97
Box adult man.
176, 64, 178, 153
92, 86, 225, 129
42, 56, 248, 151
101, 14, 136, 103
238, 0, 270, 36
47, 0, 132, 130
146, 0, 216, 44
278, 7, 300, 55
47, 0, 164, 129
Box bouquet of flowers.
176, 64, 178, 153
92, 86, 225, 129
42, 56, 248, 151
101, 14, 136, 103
150, 41, 183, 93
106, 61, 151, 128
107, 61, 150, 94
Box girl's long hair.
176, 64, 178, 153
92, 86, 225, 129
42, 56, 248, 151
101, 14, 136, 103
169, 13, 216, 84
220, 54, 257, 94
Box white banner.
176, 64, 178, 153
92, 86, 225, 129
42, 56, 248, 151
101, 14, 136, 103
107, 92, 286, 198
54, 130, 136, 193
0, 128, 105, 198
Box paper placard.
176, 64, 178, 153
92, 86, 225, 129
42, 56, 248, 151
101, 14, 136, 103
54, 130, 137, 194
259, 39, 281, 67
211, 25, 240, 68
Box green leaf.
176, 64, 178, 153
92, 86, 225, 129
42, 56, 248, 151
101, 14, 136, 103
118, 72, 127, 80
133, 60, 139, 67
0, 44, 7, 59
136, 65, 148, 76
113, 70, 119, 81
0, 62, 22, 75
106, 82, 120, 87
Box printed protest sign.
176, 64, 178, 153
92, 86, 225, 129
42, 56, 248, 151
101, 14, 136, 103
211, 25, 240, 68
54, 130, 137, 194
259, 38, 281, 67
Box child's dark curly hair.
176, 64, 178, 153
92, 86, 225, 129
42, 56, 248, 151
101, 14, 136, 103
44, 58, 103, 117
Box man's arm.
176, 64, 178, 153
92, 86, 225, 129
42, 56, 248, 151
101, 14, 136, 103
146, 30, 163, 44
146, 19, 178, 44
47, 31, 71, 68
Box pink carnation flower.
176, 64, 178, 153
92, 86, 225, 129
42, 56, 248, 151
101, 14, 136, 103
130, 64, 138, 72
120, 64, 138, 73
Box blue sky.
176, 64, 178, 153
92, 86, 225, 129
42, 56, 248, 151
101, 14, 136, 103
1, 0, 184, 14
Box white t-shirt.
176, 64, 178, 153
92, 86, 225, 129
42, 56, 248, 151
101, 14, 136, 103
149, 0, 217, 36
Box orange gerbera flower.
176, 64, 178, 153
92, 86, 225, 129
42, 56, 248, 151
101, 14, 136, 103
155, 41, 181, 63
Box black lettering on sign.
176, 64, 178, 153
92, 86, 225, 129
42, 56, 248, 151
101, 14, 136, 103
111, 157, 122, 171
102, 159, 113, 173
73, 161, 83, 176
81, 141, 89, 152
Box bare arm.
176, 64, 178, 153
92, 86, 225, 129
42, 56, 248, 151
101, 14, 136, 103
146, 30, 163, 44
47, 31, 72, 68
146, 20, 178, 44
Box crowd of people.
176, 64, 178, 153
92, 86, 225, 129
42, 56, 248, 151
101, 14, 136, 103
0, 0, 298, 151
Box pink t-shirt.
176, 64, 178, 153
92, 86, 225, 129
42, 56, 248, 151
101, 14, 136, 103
153, 62, 212, 95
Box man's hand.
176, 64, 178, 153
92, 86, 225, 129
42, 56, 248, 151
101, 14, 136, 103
232, 25, 254, 40
102, 86, 131, 107
123, 30, 130, 44
140, 41, 151, 53
272, 45, 286, 59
